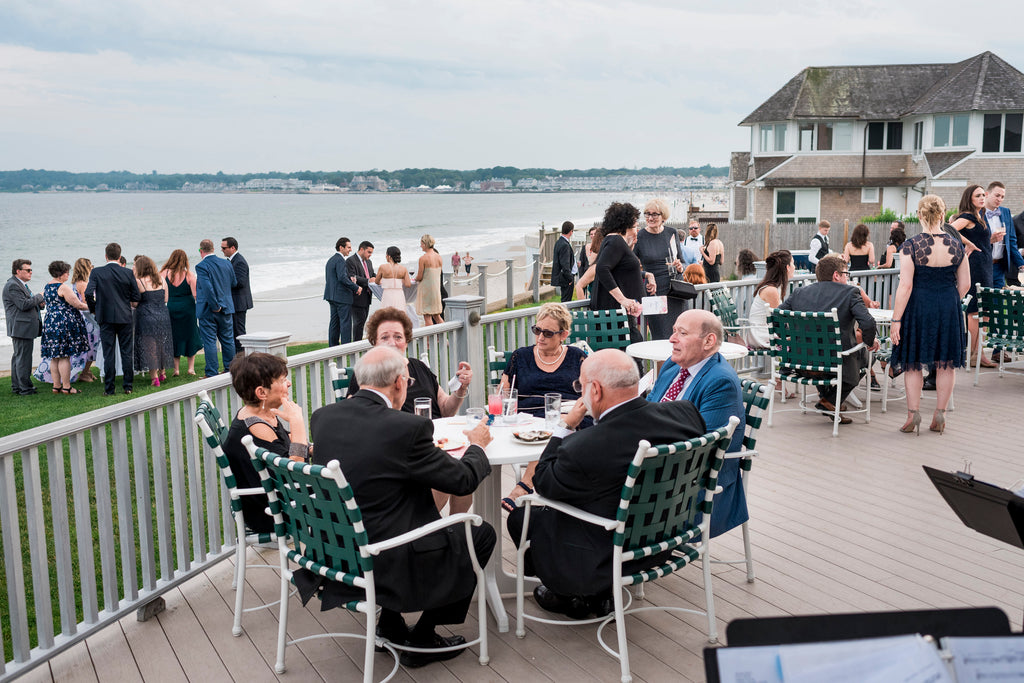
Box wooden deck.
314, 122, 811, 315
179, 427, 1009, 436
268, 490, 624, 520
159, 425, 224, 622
19, 367, 1024, 682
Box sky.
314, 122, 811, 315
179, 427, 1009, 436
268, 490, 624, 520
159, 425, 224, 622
2, 1, 1023, 175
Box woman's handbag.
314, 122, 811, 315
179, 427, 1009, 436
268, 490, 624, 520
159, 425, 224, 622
667, 278, 697, 300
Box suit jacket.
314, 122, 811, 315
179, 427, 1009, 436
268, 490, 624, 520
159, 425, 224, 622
3, 276, 44, 338
229, 252, 253, 312
648, 353, 747, 538
551, 235, 574, 287
1014, 210, 1024, 259
310, 390, 491, 612
195, 254, 237, 318
528, 397, 706, 595
992, 206, 1024, 271
780, 280, 875, 383
84, 262, 141, 325
346, 254, 375, 309
323, 252, 358, 304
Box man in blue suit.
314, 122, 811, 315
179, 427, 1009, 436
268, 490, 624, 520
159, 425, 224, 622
195, 238, 237, 377
324, 237, 360, 346
983, 181, 1024, 288
647, 309, 747, 538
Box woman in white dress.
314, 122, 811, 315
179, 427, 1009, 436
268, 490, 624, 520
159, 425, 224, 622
375, 246, 412, 311
745, 249, 793, 349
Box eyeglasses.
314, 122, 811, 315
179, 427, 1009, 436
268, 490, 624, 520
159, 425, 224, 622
19, 268, 32, 273
837, 270, 850, 276
572, 379, 591, 393
643, 212, 662, 218
401, 375, 416, 387
531, 325, 560, 338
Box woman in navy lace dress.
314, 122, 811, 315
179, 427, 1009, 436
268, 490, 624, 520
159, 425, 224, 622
890, 195, 971, 435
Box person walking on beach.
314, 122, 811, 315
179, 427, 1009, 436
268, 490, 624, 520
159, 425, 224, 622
463, 253, 473, 275
4, 259, 45, 396
451, 251, 461, 273
195, 238, 236, 377
346, 240, 375, 341
324, 237, 359, 346
221, 237, 252, 353
85, 243, 142, 395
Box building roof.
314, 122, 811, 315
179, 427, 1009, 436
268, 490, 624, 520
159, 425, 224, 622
760, 176, 924, 189
924, 151, 974, 176
729, 151, 751, 182
741, 52, 1024, 125
753, 155, 792, 179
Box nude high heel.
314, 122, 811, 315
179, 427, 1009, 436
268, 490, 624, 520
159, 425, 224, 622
899, 410, 921, 435
930, 409, 946, 435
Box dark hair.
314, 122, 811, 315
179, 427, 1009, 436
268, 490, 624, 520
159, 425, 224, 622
358, 240, 374, 251
365, 307, 414, 347
893, 220, 906, 230
736, 249, 757, 276
230, 352, 289, 404
134, 255, 162, 289
589, 226, 605, 252
386, 246, 402, 263
987, 180, 1005, 192
850, 223, 869, 248
336, 237, 351, 251
755, 250, 791, 296
222, 236, 238, 249
815, 254, 846, 282
48, 260, 71, 278
958, 184, 984, 218
105, 243, 122, 261
601, 202, 639, 235
561, 221, 574, 235
890, 226, 907, 248
11, 259, 31, 276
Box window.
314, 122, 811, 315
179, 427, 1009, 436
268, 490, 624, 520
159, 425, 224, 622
933, 114, 969, 147
775, 188, 819, 223
982, 113, 1023, 153
797, 121, 853, 151
861, 187, 879, 203
867, 122, 903, 150
913, 121, 924, 155
759, 124, 787, 152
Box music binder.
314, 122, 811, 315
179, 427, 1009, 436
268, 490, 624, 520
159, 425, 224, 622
923, 466, 1024, 549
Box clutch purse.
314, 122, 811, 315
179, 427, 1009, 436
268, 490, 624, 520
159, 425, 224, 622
667, 278, 697, 300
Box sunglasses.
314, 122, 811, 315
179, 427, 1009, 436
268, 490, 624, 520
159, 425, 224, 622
531, 325, 560, 338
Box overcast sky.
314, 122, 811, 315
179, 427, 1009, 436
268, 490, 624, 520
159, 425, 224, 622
2, 1, 1022, 174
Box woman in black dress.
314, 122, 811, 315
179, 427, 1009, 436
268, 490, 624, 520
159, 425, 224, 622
222, 353, 310, 533
843, 223, 875, 271
590, 201, 647, 342
700, 223, 724, 282
634, 198, 685, 339
879, 221, 907, 268
890, 195, 971, 435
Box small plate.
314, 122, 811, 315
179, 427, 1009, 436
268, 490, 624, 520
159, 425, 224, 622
435, 435, 468, 451
512, 430, 552, 444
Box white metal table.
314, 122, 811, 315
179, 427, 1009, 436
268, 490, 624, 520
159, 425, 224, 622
625, 339, 749, 362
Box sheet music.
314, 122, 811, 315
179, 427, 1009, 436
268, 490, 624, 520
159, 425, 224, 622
944, 637, 1024, 682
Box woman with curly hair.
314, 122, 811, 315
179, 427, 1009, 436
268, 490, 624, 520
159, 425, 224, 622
736, 249, 757, 279
879, 221, 907, 269
590, 201, 646, 326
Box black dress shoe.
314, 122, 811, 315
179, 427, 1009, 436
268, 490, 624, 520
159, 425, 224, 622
398, 633, 466, 668
534, 584, 596, 619
375, 624, 409, 653
123, 388, 133, 395
19, 388, 38, 395
104, 390, 116, 396
586, 592, 615, 618
922, 377, 936, 391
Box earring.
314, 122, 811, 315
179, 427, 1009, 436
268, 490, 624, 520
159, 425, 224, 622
261, 399, 266, 411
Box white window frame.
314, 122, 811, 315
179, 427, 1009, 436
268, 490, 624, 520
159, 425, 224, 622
774, 188, 820, 223
913, 121, 924, 156
861, 187, 879, 203
933, 114, 970, 147
797, 121, 853, 151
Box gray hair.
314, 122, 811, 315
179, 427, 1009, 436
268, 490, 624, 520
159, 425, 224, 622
354, 346, 406, 388
587, 349, 640, 389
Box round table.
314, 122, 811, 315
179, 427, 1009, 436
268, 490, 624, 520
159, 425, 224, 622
869, 308, 893, 324
625, 339, 749, 362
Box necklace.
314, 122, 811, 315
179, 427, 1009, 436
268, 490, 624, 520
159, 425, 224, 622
535, 345, 565, 366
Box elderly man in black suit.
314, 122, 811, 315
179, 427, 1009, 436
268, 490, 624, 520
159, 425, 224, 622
346, 240, 375, 341
551, 220, 576, 302
506, 348, 706, 618
310, 345, 494, 668
221, 237, 252, 353
779, 254, 879, 422
85, 243, 142, 395
3, 259, 45, 395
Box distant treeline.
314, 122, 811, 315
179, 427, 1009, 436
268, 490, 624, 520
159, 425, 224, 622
0, 165, 728, 192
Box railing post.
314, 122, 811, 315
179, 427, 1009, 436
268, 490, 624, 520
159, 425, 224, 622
445, 295, 486, 410
532, 254, 541, 303
477, 264, 488, 309
443, 271, 452, 298
506, 259, 515, 309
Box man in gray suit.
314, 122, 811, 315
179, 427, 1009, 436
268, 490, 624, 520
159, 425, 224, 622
779, 254, 879, 422
3, 259, 45, 395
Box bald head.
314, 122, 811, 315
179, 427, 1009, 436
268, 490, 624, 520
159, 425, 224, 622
669, 309, 723, 369
579, 349, 639, 416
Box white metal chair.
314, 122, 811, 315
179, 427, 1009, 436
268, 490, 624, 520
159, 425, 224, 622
328, 361, 352, 402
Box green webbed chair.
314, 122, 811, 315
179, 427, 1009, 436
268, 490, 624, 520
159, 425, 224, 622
328, 361, 352, 402
569, 308, 631, 351
973, 285, 1024, 385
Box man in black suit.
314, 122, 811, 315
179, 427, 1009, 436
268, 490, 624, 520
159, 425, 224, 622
310, 346, 494, 668
551, 220, 576, 302
324, 237, 360, 346
779, 254, 879, 420
506, 349, 706, 618
85, 242, 142, 395
3, 259, 45, 395
346, 241, 375, 341
221, 237, 252, 352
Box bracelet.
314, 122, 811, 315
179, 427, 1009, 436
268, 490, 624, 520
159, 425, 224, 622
453, 388, 468, 399
515, 480, 534, 494
891, 319, 901, 323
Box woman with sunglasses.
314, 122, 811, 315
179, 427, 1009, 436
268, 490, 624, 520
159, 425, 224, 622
633, 198, 685, 339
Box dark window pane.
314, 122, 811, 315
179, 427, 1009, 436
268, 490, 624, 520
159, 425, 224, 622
887, 122, 903, 150
983, 114, 1002, 153
817, 123, 833, 150
867, 122, 884, 149
1004, 114, 1022, 152
777, 191, 796, 215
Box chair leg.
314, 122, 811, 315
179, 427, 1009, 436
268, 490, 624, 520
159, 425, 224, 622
766, 380, 776, 428
613, 579, 631, 683
741, 521, 754, 583
702, 545, 718, 644
515, 539, 529, 638
275, 557, 290, 674
475, 557, 489, 665
233, 532, 246, 636
363, 599, 377, 683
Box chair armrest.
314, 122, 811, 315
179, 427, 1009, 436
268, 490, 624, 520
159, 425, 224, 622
515, 493, 618, 531
235, 486, 267, 497
364, 513, 483, 556
839, 342, 866, 357
722, 451, 757, 461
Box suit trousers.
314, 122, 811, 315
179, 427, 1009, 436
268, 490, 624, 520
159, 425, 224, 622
10, 337, 35, 393
199, 310, 235, 377
327, 302, 352, 346
100, 322, 134, 393
380, 522, 495, 631
232, 309, 247, 353
559, 283, 574, 302
351, 305, 369, 342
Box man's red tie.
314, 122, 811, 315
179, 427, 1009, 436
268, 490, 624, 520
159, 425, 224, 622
362, 259, 369, 278
660, 368, 690, 402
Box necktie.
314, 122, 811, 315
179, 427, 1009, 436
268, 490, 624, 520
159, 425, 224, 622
362, 259, 369, 278
660, 367, 690, 402
986, 209, 999, 220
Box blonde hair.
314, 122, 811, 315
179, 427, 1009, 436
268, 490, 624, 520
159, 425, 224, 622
72, 257, 93, 284
420, 234, 436, 249
917, 194, 946, 227
536, 302, 572, 332
643, 198, 671, 221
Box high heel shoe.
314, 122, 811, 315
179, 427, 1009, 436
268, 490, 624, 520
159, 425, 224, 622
899, 410, 921, 435
930, 409, 946, 434
152, 377, 160, 388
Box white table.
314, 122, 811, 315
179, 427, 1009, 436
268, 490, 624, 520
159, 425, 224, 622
625, 339, 749, 362
433, 415, 548, 632
869, 308, 893, 324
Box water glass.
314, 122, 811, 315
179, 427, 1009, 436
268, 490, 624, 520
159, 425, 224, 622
414, 397, 432, 420
466, 407, 486, 428
502, 388, 518, 424
544, 393, 562, 429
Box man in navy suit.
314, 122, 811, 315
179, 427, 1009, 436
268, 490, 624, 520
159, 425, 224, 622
324, 237, 360, 346
85, 243, 142, 395
195, 239, 237, 377
550, 221, 576, 302
346, 240, 375, 341
983, 181, 1024, 288
221, 237, 252, 353
647, 309, 747, 538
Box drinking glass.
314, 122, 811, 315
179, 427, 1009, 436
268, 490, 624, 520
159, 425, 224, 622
544, 393, 562, 429
487, 385, 503, 418
466, 407, 486, 428
414, 397, 432, 420
502, 388, 518, 424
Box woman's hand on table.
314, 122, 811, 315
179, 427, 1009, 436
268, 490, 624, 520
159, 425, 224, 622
464, 421, 492, 449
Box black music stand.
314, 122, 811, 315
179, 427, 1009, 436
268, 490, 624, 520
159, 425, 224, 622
923, 466, 1024, 549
